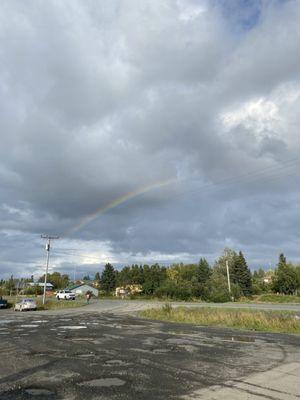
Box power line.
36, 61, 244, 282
51, 249, 173, 266
170, 157, 300, 203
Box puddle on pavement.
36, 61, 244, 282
25, 388, 54, 396
0, 320, 14, 324
231, 335, 255, 343
167, 338, 199, 346
20, 324, 39, 328
77, 353, 95, 358
103, 333, 123, 340
221, 335, 255, 343
58, 325, 87, 330
178, 344, 199, 353
32, 320, 48, 323
143, 337, 163, 346
153, 348, 170, 354
79, 378, 126, 387
105, 323, 123, 329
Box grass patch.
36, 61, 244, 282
37, 298, 87, 310
248, 294, 300, 304
140, 305, 300, 334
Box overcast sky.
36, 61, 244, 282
1, 0, 300, 279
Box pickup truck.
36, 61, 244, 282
0, 297, 8, 308
56, 290, 76, 300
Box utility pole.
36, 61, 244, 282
41, 235, 59, 305
226, 260, 231, 294
73, 265, 77, 283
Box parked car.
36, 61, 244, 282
14, 298, 37, 312
0, 296, 8, 309
56, 290, 76, 300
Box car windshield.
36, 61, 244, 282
64, 290, 71, 293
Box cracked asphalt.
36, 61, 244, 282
0, 303, 299, 399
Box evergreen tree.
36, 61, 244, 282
278, 253, 287, 267
196, 258, 211, 284
272, 254, 298, 294
252, 268, 269, 294
101, 263, 116, 293
232, 251, 252, 296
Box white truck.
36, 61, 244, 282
56, 290, 76, 300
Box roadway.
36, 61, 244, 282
0, 300, 299, 399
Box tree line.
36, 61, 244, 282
1, 248, 299, 301
98, 249, 300, 301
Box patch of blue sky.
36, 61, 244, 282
213, 0, 289, 35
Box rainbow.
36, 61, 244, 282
64, 178, 176, 236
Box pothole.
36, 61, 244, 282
77, 353, 95, 358
20, 325, 39, 328
105, 359, 130, 366
226, 335, 255, 343
25, 388, 54, 396
79, 378, 126, 387
153, 348, 170, 354
58, 326, 87, 330
32, 320, 47, 323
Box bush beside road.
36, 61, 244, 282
241, 293, 300, 304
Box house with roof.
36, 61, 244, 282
68, 283, 99, 297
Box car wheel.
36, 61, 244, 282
57, 296, 60, 300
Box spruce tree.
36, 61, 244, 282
101, 263, 116, 293
232, 251, 252, 296
196, 258, 211, 284
272, 253, 298, 294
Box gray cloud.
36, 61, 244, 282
0, 0, 300, 278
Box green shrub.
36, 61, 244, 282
154, 280, 192, 300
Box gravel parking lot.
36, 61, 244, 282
0, 305, 299, 399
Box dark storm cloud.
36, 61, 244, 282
0, 0, 300, 277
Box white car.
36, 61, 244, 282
56, 290, 76, 300
14, 298, 37, 312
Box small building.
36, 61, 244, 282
115, 287, 129, 298
263, 270, 274, 284
68, 284, 99, 297
115, 284, 142, 298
